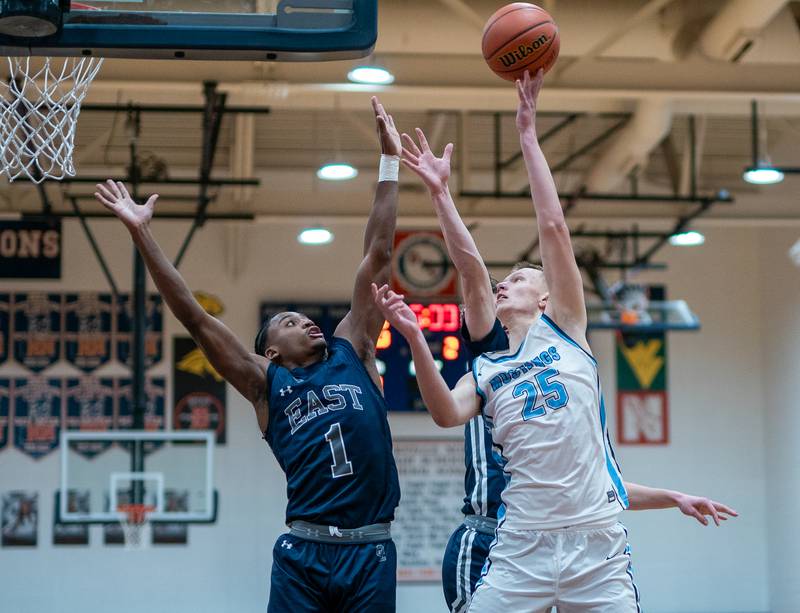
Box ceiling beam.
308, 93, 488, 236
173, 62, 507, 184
84, 81, 800, 116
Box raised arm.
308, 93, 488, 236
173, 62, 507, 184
372, 284, 480, 426
516, 69, 587, 343
402, 130, 495, 341
94, 181, 269, 429
625, 482, 739, 526
334, 97, 400, 367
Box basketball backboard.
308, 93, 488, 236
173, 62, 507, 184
58, 430, 217, 524
586, 300, 701, 333
0, 0, 378, 61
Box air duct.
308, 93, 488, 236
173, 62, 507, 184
699, 0, 788, 62
583, 99, 672, 193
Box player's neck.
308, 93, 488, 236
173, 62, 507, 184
502, 311, 541, 352
283, 347, 327, 370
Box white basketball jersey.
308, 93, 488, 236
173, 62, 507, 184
472, 313, 628, 530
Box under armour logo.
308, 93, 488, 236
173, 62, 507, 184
329, 526, 343, 538
375, 544, 387, 562
281, 540, 293, 549
279, 386, 293, 397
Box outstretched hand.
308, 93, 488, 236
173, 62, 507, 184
516, 68, 544, 135
372, 96, 401, 157
401, 128, 454, 194
675, 493, 739, 527
94, 180, 158, 231
371, 284, 419, 340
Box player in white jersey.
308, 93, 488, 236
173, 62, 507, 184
374, 69, 644, 611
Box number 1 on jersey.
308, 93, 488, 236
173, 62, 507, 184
324, 422, 354, 478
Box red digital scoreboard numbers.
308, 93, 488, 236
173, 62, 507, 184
376, 303, 462, 361
409, 303, 460, 332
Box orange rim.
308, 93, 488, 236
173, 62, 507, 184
117, 504, 155, 524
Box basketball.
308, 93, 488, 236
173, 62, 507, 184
482, 3, 560, 82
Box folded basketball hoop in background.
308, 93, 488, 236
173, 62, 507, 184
0, 0, 378, 182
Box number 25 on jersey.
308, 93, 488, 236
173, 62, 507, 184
513, 368, 569, 420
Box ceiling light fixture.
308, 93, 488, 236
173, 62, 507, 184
347, 66, 395, 85
298, 228, 334, 245
743, 100, 793, 185
669, 230, 705, 247
316, 163, 358, 181
742, 165, 784, 185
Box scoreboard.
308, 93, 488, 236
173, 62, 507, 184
259, 302, 470, 412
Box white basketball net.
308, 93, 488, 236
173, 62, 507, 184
118, 505, 153, 551
0, 56, 103, 183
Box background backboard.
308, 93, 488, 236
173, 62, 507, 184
59, 430, 216, 524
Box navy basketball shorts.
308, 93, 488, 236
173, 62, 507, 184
442, 523, 494, 613
267, 533, 397, 613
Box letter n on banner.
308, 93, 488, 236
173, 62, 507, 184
616, 288, 669, 445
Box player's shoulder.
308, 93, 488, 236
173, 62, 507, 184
537, 312, 596, 365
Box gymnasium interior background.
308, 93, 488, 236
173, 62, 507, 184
1, 2, 799, 612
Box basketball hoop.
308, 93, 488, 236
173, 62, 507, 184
0, 2, 102, 183
117, 503, 155, 550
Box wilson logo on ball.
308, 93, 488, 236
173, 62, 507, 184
497, 34, 550, 68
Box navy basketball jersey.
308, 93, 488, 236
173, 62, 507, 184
461, 318, 509, 519
264, 337, 401, 528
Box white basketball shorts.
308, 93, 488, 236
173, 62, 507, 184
468, 521, 640, 613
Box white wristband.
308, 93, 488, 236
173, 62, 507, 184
379, 154, 400, 182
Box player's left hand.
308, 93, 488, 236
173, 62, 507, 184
372, 96, 401, 157
515, 68, 544, 135
675, 493, 739, 526
371, 284, 419, 339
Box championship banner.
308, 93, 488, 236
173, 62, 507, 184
12, 377, 62, 459
116, 294, 164, 368
53, 490, 90, 546
0, 219, 61, 279
64, 377, 115, 459
12, 293, 62, 372
116, 377, 166, 454
616, 331, 669, 445
64, 293, 112, 372
0, 379, 8, 451
1, 491, 38, 547
173, 337, 226, 444
392, 230, 458, 299
0, 293, 9, 365
152, 489, 189, 545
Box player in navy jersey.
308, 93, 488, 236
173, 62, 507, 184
95, 96, 403, 612
442, 318, 737, 613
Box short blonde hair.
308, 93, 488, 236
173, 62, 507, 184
511, 261, 544, 272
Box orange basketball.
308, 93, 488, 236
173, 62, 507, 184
482, 3, 560, 82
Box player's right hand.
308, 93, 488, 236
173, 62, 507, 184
94, 180, 158, 231
401, 128, 453, 195
371, 284, 419, 339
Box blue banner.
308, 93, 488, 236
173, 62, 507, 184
13, 293, 61, 372
0, 379, 8, 452
0, 293, 8, 365
64, 377, 115, 459
12, 377, 61, 459
116, 377, 165, 454
64, 293, 112, 372
116, 294, 163, 369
